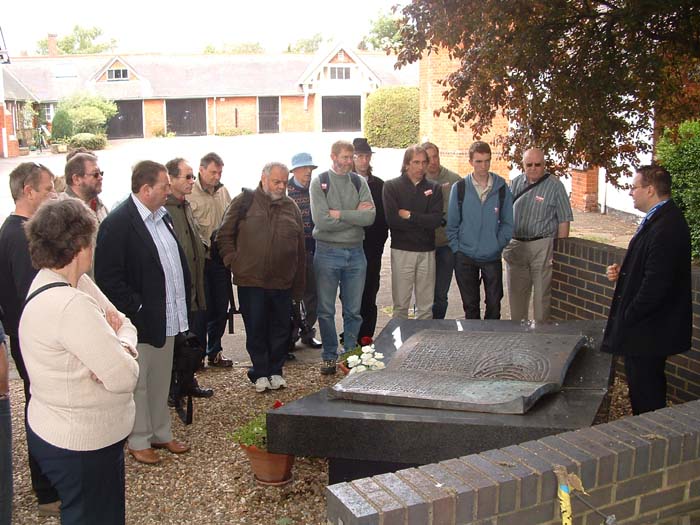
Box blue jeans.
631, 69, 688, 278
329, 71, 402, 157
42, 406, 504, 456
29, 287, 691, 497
0, 398, 11, 525
433, 245, 455, 319
314, 243, 367, 362
237, 287, 292, 382
27, 425, 126, 525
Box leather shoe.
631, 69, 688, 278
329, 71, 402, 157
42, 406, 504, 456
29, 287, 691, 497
301, 337, 322, 349
152, 439, 190, 454
128, 447, 162, 464
189, 386, 214, 398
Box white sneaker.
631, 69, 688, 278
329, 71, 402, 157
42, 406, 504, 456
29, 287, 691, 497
269, 375, 287, 390
255, 377, 271, 393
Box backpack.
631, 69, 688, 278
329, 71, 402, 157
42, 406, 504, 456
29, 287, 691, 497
456, 177, 506, 224
319, 171, 362, 196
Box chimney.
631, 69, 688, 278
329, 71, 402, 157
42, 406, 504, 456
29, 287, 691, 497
47, 34, 58, 56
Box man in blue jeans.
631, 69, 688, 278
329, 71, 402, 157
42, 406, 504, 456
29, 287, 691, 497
310, 140, 376, 374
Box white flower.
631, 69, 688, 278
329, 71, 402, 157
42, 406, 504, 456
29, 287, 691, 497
371, 361, 386, 370
354, 365, 367, 373
361, 345, 373, 353
361, 354, 374, 365
346, 355, 361, 367
366, 358, 378, 367
374, 352, 384, 359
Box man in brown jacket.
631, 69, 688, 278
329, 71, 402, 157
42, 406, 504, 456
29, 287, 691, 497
216, 162, 305, 393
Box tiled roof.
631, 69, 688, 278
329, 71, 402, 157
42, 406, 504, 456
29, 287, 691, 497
3, 50, 418, 102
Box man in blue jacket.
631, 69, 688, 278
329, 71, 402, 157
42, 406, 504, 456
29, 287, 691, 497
447, 141, 513, 319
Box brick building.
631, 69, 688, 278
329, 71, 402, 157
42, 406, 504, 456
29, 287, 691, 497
0, 41, 417, 157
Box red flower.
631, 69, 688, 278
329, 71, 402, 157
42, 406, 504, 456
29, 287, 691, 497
359, 336, 373, 346
272, 400, 284, 409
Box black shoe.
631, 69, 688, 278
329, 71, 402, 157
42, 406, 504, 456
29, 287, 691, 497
320, 359, 337, 375
286, 352, 297, 361
167, 395, 182, 409
301, 337, 322, 349
189, 386, 214, 398
207, 351, 233, 368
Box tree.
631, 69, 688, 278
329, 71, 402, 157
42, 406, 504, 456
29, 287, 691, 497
287, 33, 326, 54
359, 10, 402, 51
203, 42, 264, 54
395, 1, 700, 184
37, 26, 116, 55
364, 87, 419, 148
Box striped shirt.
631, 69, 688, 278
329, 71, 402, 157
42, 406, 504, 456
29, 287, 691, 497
510, 173, 573, 238
131, 195, 189, 336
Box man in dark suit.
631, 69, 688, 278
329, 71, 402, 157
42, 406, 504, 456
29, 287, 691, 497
95, 160, 191, 464
602, 165, 691, 415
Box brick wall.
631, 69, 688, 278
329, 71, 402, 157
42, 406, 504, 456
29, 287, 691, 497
143, 99, 165, 138
327, 400, 700, 524
207, 97, 257, 135
551, 238, 700, 403
419, 50, 510, 178
280, 95, 314, 133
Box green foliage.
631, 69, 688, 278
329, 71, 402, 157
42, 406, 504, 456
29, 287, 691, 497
68, 133, 107, 151
395, 0, 700, 185
232, 413, 267, 449
287, 33, 326, 53
339, 346, 364, 366
57, 93, 117, 135
51, 110, 74, 139
203, 42, 264, 54
657, 120, 700, 260
359, 10, 402, 51
215, 127, 253, 137
37, 25, 116, 55
364, 87, 419, 148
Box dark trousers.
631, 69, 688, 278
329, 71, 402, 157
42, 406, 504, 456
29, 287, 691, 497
300, 250, 318, 339
9, 335, 59, 505
238, 287, 292, 382
0, 398, 11, 525
203, 258, 231, 358
433, 245, 455, 319
359, 247, 383, 340
454, 253, 503, 320
624, 355, 668, 415
27, 425, 126, 525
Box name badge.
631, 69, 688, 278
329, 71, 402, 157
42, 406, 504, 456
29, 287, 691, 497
424, 189, 433, 196
321, 183, 328, 190
535, 195, 544, 202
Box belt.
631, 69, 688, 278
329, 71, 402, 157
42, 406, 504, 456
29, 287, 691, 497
514, 236, 545, 242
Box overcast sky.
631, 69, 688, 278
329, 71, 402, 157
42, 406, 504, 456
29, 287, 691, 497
2, 0, 405, 57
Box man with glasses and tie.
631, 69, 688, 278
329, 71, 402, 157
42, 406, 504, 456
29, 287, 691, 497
59, 152, 108, 224
602, 165, 690, 414
502, 148, 573, 322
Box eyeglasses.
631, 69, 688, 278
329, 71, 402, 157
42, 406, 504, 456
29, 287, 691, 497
87, 170, 104, 179
525, 162, 543, 168
179, 174, 196, 180
629, 184, 649, 192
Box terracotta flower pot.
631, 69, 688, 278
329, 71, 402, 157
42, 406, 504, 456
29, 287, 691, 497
338, 362, 351, 375
240, 444, 294, 486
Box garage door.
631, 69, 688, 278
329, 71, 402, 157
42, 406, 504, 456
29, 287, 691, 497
166, 99, 207, 136
322, 96, 361, 132
107, 100, 144, 139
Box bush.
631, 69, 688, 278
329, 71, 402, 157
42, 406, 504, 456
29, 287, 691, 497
364, 87, 419, 148
69, 133, 107, 150
657, 120, 700, 260
57, 92, 117, 135
51, 110, 73, 140
215, 127, 253, 137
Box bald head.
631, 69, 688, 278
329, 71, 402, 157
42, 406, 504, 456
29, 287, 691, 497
523, 148, 546, 182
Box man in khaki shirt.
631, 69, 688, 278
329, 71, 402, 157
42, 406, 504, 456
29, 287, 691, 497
187, 152, 233, 368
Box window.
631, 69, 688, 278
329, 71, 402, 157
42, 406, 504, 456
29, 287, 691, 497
107, 68, 129, 81
329, 66, 350, 80
41, 103, 54, 123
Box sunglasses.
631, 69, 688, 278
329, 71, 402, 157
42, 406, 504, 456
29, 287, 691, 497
180, 174, 196, 180
525, 162, 543, 168
87, 170, 104, 178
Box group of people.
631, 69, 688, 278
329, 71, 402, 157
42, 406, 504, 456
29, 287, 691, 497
0, 135, 692, 524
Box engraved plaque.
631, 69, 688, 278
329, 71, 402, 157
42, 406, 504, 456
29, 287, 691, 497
330, 330, 586, 414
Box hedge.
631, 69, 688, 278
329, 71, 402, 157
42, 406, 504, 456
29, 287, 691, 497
657, 120, 700, 260
364, 87, 419, 148
69, 133, 107, 151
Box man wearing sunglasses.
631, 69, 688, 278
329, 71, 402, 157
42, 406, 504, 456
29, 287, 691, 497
60, 152, 108, 224
502, 148, 573, 322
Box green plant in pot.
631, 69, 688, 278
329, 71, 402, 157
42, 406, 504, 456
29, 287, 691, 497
232, 400, 294, 486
